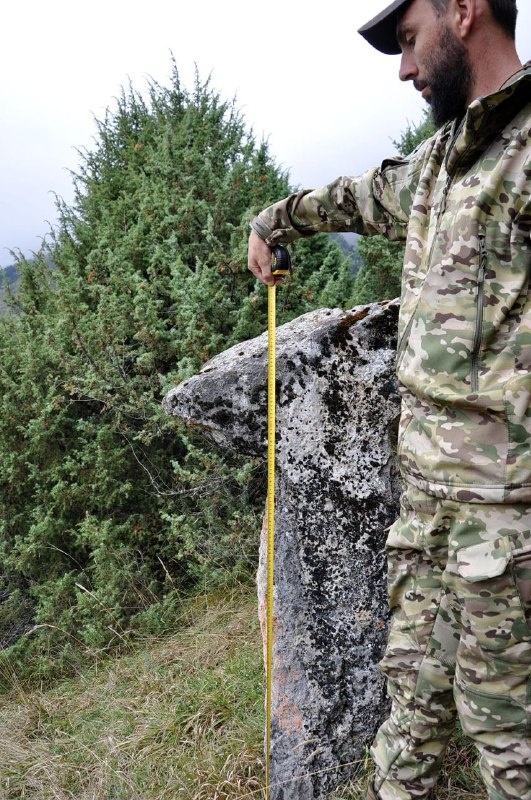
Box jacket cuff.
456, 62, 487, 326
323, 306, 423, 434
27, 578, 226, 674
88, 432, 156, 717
250, 215, 274, 241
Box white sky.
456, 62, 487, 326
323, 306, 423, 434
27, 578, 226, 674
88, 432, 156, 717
1, 0, 530, 267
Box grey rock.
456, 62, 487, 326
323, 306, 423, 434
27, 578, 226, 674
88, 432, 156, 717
163, 300, 401, 799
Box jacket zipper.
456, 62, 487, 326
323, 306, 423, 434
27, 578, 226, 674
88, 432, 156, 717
471, 231, 487, 393
396, 120, 469, 368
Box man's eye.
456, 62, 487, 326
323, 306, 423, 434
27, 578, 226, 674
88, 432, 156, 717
406, 37, 415, 48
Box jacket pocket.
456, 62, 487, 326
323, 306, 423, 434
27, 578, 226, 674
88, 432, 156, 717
513, 549, 531, 627
457, 532, 531, 635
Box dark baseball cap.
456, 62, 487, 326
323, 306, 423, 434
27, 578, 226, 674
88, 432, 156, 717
358, 0, 413, 55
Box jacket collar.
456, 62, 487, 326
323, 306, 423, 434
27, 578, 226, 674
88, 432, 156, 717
445, 61, 531, 176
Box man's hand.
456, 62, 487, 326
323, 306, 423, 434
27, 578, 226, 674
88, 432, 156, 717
247, 229, 275, 286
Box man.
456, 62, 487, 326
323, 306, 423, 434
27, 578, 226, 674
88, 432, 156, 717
247, 1, 530, 799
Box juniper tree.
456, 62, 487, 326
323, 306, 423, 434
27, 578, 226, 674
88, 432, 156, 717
0, 65, 351, 675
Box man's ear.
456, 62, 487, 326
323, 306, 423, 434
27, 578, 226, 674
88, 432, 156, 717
450, 0, 477, 39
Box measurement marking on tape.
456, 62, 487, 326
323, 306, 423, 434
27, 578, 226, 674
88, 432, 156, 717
265, 281, 276, 798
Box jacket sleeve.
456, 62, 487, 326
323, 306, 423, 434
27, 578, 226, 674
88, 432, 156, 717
251, 153, 426, 246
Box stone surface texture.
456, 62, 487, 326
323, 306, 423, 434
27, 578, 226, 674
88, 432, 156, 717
163, 300, 401, 799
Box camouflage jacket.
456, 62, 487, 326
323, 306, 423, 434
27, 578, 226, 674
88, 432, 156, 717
252, 63, 531, 503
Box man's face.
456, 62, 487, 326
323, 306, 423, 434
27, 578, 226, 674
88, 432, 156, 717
397, 0, 474, 126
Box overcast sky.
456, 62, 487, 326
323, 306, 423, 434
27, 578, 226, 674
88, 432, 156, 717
1, 1, 530, 267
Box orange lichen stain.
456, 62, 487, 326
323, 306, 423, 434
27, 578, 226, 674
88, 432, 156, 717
276, 694, 304, 735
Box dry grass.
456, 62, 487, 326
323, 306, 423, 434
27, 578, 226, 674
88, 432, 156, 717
328, 719, 485, 800
0, 585, 485, 800
0, 586, 265, 800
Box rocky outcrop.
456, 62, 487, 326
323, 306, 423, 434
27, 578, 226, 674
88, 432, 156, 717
163, 300, 401, 799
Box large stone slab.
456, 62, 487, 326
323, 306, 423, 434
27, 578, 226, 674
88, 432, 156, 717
163, 300, 401, 798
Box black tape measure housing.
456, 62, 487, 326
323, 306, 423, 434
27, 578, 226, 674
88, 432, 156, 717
271, 245, 291, 276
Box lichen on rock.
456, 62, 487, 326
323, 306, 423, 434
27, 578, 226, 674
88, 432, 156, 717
163, 299, 401, 799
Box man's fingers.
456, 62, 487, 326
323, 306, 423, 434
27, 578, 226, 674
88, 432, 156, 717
248, 263, 274, 285
248, 230, 275, 285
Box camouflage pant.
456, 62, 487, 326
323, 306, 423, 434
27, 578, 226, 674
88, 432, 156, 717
370, 485, 531, 800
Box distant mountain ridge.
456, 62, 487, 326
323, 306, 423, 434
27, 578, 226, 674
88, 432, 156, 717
331, 232, 362, 274
2, 264, 18, 283
0, 263, 20, 312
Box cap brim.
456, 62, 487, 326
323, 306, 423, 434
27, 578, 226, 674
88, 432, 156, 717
357, 0, 411, 55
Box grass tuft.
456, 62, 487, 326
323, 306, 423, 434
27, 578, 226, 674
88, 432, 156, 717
0, 584, 485, 799
0, 586, 265, 800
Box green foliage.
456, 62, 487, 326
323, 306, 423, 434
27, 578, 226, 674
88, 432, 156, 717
352, 236, 404, 305
351, 110, 437, 305
0, 589, 266, 799
0, 65, 351, 680
0, 263, 19, 313
393, 109, 437, 157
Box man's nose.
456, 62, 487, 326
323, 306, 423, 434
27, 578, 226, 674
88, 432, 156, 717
399, 52, 418, 82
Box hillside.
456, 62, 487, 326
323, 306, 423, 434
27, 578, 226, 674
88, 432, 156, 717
331, 233, 363, 274
0, 586, 266, 799
0, 264, 19, 312
0, 585, 484, 800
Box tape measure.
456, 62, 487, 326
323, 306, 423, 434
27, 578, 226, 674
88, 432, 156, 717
265, 244, 291, 798
271, 244, 291, 279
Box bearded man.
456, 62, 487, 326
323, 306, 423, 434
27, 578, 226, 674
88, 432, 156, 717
247, 2, 531, 799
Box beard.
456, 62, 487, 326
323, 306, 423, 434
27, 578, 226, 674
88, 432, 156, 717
425, 25, 474, 126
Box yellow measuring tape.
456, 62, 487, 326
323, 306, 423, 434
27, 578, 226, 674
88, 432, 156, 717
265, 281, 276, 797
265, 245, 290, 799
